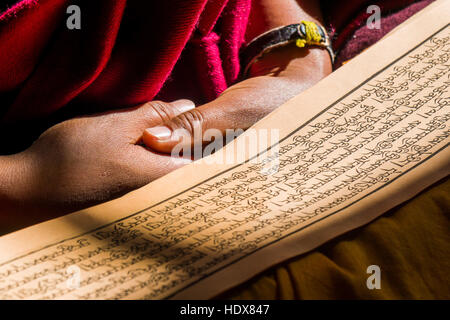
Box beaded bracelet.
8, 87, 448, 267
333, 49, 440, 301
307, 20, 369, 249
240, 21, 335, 78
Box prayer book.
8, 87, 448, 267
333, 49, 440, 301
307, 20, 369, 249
0, 0, 448, 299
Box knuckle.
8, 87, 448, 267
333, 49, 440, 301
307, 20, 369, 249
145, 101, 175, 123
168, 109, 205, 135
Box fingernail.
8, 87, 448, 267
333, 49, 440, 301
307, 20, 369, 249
172, 99, 195, 113
145, 126, 172, 140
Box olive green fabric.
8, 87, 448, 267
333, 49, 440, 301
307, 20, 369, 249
217, 176, 449, 299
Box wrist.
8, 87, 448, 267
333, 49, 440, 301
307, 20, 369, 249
243, 19, 333, 79
248, 42, 332, 82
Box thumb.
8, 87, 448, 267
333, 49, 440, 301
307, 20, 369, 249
142, 102, 259, 154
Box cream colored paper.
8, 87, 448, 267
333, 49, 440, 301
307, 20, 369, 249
0, 0, 449, 300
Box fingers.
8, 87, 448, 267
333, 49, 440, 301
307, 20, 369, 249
137, 99, 196, 129
119, 99, 195, 143
168, 99, 196, 115
142, 101, 260, 154
142, 108, 205, 154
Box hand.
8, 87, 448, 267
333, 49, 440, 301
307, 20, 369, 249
1, 100, 194, 229
142, 46, 332, 154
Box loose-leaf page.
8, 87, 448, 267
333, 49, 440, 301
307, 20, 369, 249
0, 0, 448, 300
